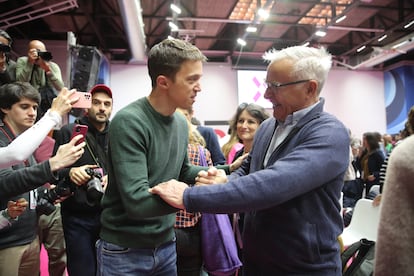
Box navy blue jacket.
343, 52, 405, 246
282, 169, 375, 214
184, 99, 349, 275
197, 125, 226, 165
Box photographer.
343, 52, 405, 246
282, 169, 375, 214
16, 39, 64, 91
0, 29, 16, 86
52, 84, 113, 276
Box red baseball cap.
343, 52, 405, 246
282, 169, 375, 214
89, 84, 112, 98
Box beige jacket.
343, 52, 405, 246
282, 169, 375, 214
374, 135, 414, 275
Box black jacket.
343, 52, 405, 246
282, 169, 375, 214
53, 116, 109, 215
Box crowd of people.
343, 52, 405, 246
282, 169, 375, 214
0, 27, 412, 276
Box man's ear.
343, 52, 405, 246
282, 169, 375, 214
157, 75, 169, 89
0, 107, 9, 115
308, 80, 318, 95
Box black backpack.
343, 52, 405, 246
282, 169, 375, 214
341, 238, 375, 276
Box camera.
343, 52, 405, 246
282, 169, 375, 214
0, 43, 11, 53
36, 183, 72, 216
37, 49, 53, 61
85, 168, 104, 202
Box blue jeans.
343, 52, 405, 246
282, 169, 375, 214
96, 238, 177, 276
61, 212, 101, 276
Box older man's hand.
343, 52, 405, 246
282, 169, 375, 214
148, 179, 188, 209
195, 167, 228, 185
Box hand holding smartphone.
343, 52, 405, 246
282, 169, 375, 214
70, 91, 92, 109
71, 124, 88, 145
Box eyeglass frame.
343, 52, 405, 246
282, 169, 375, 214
264, 79, 311, 91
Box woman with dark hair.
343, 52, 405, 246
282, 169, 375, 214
232, 103, 270, 161
355, 132, 385, 196
221, 103, 247, 164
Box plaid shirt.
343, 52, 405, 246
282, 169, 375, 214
175, 144, 212, 228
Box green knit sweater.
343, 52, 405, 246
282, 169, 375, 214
100, 97, 203, 248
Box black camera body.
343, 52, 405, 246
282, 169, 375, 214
36, 184, 72, 216
37, 49, 53, 61
85, 168, 104, 202
0, 43, 11, 53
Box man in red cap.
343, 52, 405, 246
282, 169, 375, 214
52, 84, 113, 276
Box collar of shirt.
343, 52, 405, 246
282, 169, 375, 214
264, 101, 320, 166
277, 100, 320, 128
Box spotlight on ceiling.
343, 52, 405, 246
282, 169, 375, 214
377, 34, 387, 42
315, 30, 327, 37
169, 21, 179, 31
170, 3, 182, 14
237, 38, 247, 46
404, 20, 414, 29
246, 26, 257, 33
335, 15, 347, 23
357, 45, 366, 52
258, 8, 269, 20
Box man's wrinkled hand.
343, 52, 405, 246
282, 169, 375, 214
148, 179, 188, 209
195, 167, 227, 185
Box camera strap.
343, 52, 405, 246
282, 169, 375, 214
85, 131, 108, 173
85, 140, 100, 167
29, 65, 47, 88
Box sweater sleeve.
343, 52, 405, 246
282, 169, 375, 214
0, 110, 61, 169
0, 161, 57, 200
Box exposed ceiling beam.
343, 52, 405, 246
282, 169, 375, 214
165, 16, 385, 33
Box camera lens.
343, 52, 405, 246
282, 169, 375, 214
37, 50, 53, 61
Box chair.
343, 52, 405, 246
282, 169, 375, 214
368, 184, 380, 196
341, 198, 380, 247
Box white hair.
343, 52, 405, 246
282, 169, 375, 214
263, 46, 332, 92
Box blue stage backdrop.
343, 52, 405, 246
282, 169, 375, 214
384, 65, 414, 135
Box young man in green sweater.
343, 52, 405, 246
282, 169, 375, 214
97, 38, 208, 275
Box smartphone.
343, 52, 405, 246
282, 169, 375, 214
70, 91, 92, 109
71, 124, 88, 145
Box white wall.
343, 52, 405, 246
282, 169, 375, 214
109, 62, 238, 123
323, 69, 386, 139
109, 63, 385, 139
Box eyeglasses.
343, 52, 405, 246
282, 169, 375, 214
264, 79, 310, 90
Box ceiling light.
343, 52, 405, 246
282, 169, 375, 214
392, 40, 409, 49
315, 30, 327, 37
335, 15, 346, 23
404, 20, 414, 29
357, 45, 366, 52
258, 8, 269, 20
169, 21, 179, 31
246, 26, 257, 32
170, 3, 182, 14
237, 38, 247, 46
377, 34, 387, 42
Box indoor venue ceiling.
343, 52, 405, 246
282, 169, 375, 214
1, 0, 414, 70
